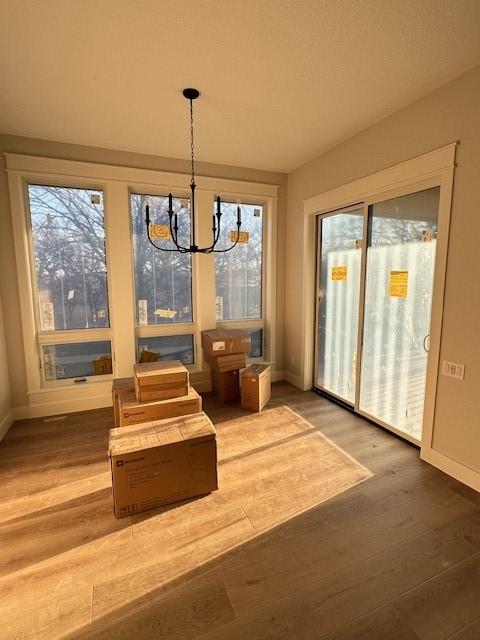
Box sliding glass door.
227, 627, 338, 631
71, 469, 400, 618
359, 188, 439, 440
314, 187, 440, 443
314, 208, 363, 404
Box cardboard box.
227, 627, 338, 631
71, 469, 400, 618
201, 329, 251, 357
112, 377, 135, 427
241, 364, 271, 412
206, 352, 246, 373
93, 356, 113, 375
109, 412, 218, 518
134, 360, 189, 402
118, 386, 201, 427
212, 369, 240, 402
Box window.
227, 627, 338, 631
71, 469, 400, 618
28, 185, 109, 331
25, 184, 112, 384
42, 341, 112, 380
131, 193, 192, 325
8, 153, 277, 400
247, 328, 263, 358
137, 334, 194, 365
215, 202, 263, 321
215, 202, 265, 360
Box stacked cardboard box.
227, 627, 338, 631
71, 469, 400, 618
241, 363, 271, 412
109, 412, 218, 518
109, 360, 210, 518
134, 361, 189, 402
212, 369, 240, 403
111, 360, 200, 427
202, 329, 251, 402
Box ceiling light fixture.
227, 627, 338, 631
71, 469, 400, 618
145, 88, 243, 254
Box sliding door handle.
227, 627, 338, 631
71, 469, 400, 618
423, 334, 430, 353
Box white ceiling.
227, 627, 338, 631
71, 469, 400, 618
1, 0, 480, 173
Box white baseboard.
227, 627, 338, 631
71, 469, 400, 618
5, 368, 288, 424
422, 448, 480, 493
27, 394, 112, 419
284, 370, 309, 390
0, 408, 15, 441
271, 369, 285, 383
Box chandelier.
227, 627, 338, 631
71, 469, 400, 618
145, 88, 243, 254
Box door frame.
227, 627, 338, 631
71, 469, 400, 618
313, 203, 364, 408
302, 143, 457, 458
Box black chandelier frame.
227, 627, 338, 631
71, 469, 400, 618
145, 88, 243, 254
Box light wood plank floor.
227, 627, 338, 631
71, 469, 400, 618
1, 382, 480, 639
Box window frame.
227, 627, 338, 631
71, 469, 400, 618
128, 184, 199, 372
23, 180, 114, 386
6, 153, 278, 414
214, 195, 267, 362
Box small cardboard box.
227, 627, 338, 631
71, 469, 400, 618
109, 412, 218, 518
134, 360, 189, 402
112, 377, 135, 427
212, 369, 240, 402
118, 386, 201, 427
206, 352, 246, 373
201, 329, 251, 357
241, 364, 271, 412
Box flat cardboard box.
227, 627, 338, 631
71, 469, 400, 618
241, 363, 271, 412
118, 386, 202, 427
201, 329, 251, 357
134, 360, 189, 402
109, 412, 218, 518
134, 378, 189, 402
206, 352, 246, 373
212, 369, 240, 402
112, 377, 135, 427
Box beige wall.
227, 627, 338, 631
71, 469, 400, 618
0, 296, 12, 427
285, 64, 480, 474
0, 134, 287, 409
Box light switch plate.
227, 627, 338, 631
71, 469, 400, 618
442, 360, 465, 380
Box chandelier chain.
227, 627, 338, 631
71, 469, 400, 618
190, 99, 195, 184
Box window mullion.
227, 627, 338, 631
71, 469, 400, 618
194, 189, 217, 369
104, 182, 136, 376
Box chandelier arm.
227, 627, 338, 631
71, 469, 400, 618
212, 222, 242, 253
198, 212, 222, 253
145, 223, 184, 252
167, 215, 189, 253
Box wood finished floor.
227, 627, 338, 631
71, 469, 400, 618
1, 382, 480, 639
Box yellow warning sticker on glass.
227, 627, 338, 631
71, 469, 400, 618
150, 224, 171, 239
154, 309, 177, 319
331, 266, 347, 281
230, 230, 249, 243
389, 270, 408, 297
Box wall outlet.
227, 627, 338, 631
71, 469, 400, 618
442, 360, 465, 380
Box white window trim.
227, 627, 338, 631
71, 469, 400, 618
298, 143, 470, 486
6, 153, 278, 416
